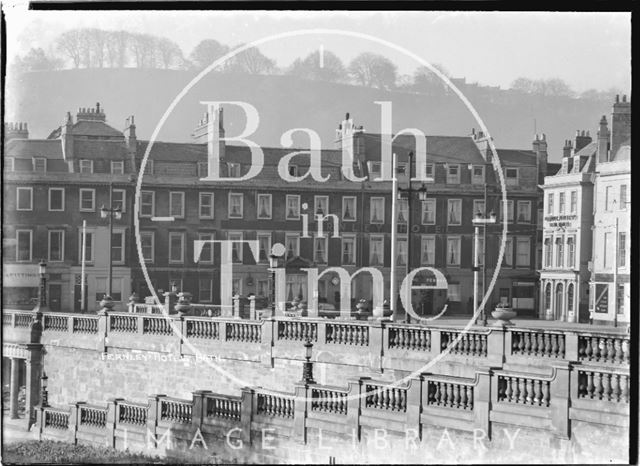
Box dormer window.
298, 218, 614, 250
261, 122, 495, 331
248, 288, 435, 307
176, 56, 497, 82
368, 161, 381, 180
505, 168, 519, 186
111, 161, 124, 175
446, 164, 460, 184
79, 159, 93, 174
471, 165, 485, 184
33, 157, 47, 173
227, 162, 241, 177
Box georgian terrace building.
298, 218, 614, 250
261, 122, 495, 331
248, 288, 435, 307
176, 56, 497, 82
3, 103, 551, 315
590, 95, 631, 327
539, 132, 596, 323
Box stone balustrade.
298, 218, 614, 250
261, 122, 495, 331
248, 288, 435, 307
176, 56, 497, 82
206, 394, 242, 421
159, 397, 192, 424
577, 334, 630, 365
34, 356, 629, 457
3, 309, 631, 376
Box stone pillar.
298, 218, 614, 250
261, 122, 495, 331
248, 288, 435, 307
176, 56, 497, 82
25, 344, 43, 430
293, 383, 309, 444
147, 394, 166, 448
9, 357, 20, 419
232, 294, 241, 318
474, 368, 492, 440
248, 295, 256, 320
550, 362, 571, 439
367, 320, 383, 371
346, 377, 367, 442
191, 390, 211, 433
106, 398, 125, 448
406, 376, 423, 439
97, 308, 109, 354
486, 328, 505, 366
240, 387, 255, 445
564, 332, 579, 362
69, 402, 84, 444
430, 329, 442, 356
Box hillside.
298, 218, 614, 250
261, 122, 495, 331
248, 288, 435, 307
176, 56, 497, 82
5, 69, 613, 162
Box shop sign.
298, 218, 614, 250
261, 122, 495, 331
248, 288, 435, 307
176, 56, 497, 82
3, 264, 40, 287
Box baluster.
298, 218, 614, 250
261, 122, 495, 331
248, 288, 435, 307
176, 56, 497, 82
621, 375, 629, 403
594, 372, 603, 400
603, 373, 612, 401
587, 371, 595, 398
550, 334, 558, 357
591, 337, 600, 361
558, 334, 565, 357
600, 339, 609, 363
459, 384, 467, 409
517, 378, 526, 403
584, 337, 592, 359
613, 340, 622, 364
453, 384, 461, 408
610, 374, 620, 402
445, 383, 453, 408
542, 382, 550, 406
429, 382, 438, 404
525, 379, 534, 405
522, 332, 530, 354
542, 333, 550, 357
503, 377, 511, 402
466, 386, 473, 409
534, 379, 543, 405
439, 382, 447, 406
622, 340, 629, 364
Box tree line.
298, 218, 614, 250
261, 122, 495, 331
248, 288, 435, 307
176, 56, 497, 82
10, 28, 623, 100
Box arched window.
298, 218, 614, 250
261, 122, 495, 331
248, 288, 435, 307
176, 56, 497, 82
567, 284, 574, 312
544, 282, 552, 310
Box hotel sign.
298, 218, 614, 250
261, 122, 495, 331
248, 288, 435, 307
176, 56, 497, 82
3, 264, 40, 287
544, 214, 578, 228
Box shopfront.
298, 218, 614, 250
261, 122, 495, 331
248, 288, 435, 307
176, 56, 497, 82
2, 264, 39, 310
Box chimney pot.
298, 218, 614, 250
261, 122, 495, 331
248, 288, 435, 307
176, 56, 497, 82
345, 112, 350, 120
616, 95, 620, 103
622, 95, 627, 102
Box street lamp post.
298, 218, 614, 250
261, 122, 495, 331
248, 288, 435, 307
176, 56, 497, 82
40, 372, 49, 408
33, 259, 50, 314
301, 338, 315, 384
396, 151, 430, 321
472, 210, 497, 326
100, 183, 122, 302
269, 254, 279, 316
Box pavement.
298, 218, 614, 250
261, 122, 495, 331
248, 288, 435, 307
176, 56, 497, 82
2, 414, 38, 444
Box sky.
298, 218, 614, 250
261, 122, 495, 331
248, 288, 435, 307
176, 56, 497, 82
4, 9, 631, 93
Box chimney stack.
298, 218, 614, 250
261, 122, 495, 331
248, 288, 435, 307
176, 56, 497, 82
533, 133, 548, 183
76, 102, 106, 122
563, 139, 573, 158
597, 115, 610, 164
4, 122, 29, 141
574, 130, 592, 152
611, 94, 631, 158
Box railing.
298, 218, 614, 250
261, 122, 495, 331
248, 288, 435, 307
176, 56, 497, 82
43, 315, 69, 332
44, 408, 70, 429
310, 387, 347, 415
132, 303, 165, 314
185, 319, 219, 339
326, 322, 369, 346
425, 377, 474, 410
277, 320, 318, 342
577, 335, 630, 365
73, 316, 99, 334
510, 330, 565, 358
110, 315, 138, 333
226, 322, 261, 343
388, 325, 431, 351
79, 405, 107, 428
441, 330, 487, 357
190, 304, 223, 317
256, 392, 294, 418
497, 374, 550, 407
577, 369, 630, 403
118, 402, 147, 426
160, 398, 192, 424
364, 383, 407, 412
206, 395, 242, 421
142, 316, 174, 336
15, 312, 33, 327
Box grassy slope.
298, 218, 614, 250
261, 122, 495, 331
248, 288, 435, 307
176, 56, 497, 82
5, 69, 611, 162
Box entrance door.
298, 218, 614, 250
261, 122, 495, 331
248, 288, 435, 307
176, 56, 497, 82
555, 283, 564, 320
49, 284, 62, 312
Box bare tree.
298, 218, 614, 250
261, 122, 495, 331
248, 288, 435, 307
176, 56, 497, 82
155, 37, 184, 69
10, 48, 64, 74
87, 28, 107, 68
56, 29, 84, 68
286, 50, 348, 83
412, 64, 449, 93
129, 33, 157, 68
348, 52, 397, 89
188, 39, 230, 70
227, 45, 276, 74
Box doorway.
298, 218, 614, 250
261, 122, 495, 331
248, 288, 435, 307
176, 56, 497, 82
49, 284, 62, 312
